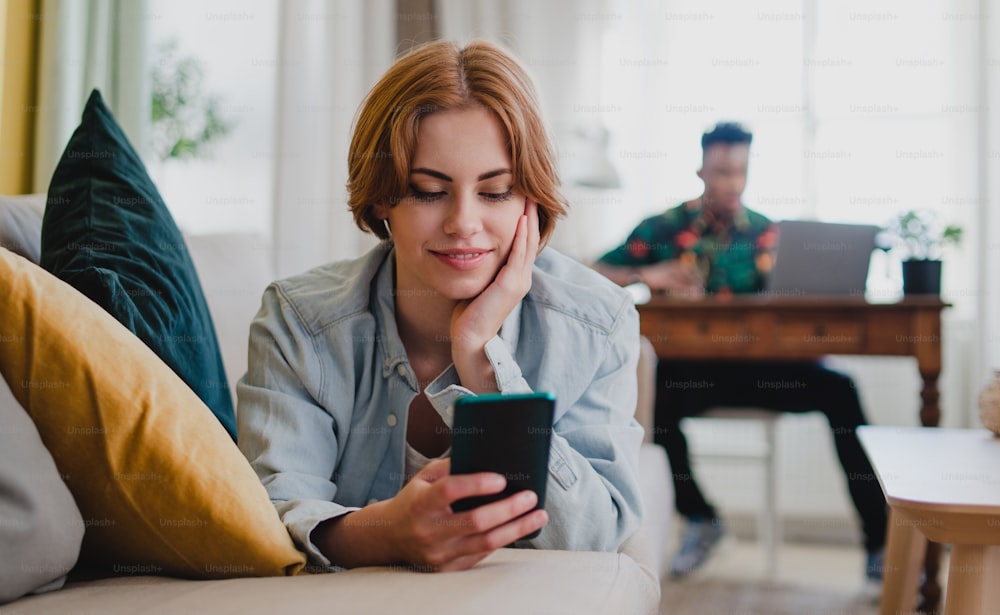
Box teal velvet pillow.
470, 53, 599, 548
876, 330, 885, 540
40, 89, 236, 439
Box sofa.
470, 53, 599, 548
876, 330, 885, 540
0, 192, 674, 615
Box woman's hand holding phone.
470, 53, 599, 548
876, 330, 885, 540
313, 458, 546, 571
450, 199, 539, 392
383, 459, 547, 571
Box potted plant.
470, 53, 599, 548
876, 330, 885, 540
884, 209, 963, 295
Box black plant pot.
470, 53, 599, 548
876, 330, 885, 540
902, 259, 942, 295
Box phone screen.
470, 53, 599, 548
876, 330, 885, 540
449, 392, 555, 538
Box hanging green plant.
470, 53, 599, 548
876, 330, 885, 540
150, 38, 234, 161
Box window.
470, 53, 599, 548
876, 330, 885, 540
589, 0, 978, 311
145, 0, 279, 237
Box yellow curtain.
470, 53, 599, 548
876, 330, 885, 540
0, 0, 40, 194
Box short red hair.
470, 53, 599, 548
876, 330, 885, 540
347, 39, 567, 243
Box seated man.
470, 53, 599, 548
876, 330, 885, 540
593, 122, 887, 582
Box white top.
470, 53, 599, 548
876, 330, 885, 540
857, 426, 1000, 510
404, 442, 450, 484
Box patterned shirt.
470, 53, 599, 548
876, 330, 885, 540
598, 201, 778, 294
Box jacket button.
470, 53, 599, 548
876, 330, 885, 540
386, 413, 398, 427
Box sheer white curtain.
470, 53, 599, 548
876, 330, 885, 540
33, 0, 150, 191
434, 0, 626, 262
271, 0, 394, 278
435, 0, 610, 142
981, 0, 1000, 381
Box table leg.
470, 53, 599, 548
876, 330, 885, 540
918, 369, 941, 428
943, 544, 1000, 615
917, 367, 942, 613
917, 542, 943, 614
881, 510, 926, 615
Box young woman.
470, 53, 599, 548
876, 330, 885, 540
237, 39, 643, 572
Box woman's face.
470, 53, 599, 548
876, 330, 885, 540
380, 106, 527, 302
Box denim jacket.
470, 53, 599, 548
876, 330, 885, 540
237, 242, 644, 567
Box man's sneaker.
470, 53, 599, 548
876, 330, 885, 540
866, 547, 885, 582
669, 516, 726, 578
860, 547, 886, 604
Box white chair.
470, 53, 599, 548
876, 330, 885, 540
682, 407, 783, 577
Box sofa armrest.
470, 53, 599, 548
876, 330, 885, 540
0, 194, 45, 263
635, 335, 657, 444
2, 548, 660, 615
626, 337, 673, 580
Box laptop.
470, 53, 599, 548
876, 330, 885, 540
763, 220, 880, 297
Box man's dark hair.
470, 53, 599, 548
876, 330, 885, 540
701, 122, 753, 151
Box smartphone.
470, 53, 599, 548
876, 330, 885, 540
449, 391, 556, 539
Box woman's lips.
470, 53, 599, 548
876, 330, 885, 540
431, 249, 491, 270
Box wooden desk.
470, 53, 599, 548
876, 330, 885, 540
858, 426, 1000, 615
636, 295, 949, 425
637, 295, 951, 609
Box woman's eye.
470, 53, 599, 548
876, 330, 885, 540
481, 189, 514, 202
409, 187, 445, 202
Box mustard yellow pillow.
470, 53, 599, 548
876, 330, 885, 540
0, 248, 305, 578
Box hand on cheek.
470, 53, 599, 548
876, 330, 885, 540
450, 199, 540, 392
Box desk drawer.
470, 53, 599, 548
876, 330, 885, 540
774, 318, 863, 353
659, 315, 758, 349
